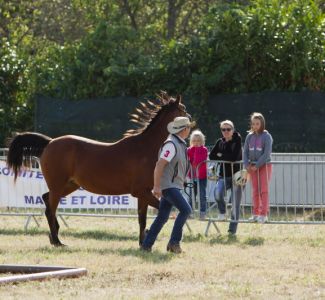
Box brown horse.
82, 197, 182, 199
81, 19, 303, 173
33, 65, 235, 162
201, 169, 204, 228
7, 94, 189, 246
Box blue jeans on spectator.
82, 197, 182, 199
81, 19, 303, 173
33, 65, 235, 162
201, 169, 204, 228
189, 178, 207, 213
142, 188, 192, 248
215, 177, 243, 234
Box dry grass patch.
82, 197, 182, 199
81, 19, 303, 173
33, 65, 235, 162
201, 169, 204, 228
0, 215, 324, 299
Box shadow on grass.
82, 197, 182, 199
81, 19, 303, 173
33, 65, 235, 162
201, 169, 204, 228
116, 248, 174, 263
0, 228, 138, 242
1, 228, 265, 248
0, 228, 48, 236
37, 246, 79, 254
62, 230, 138, 242
242, 237, 265, 246
183, 233, 205, 243
35, 246, 174, 263
208, 235, 265, 247
209, 235, 239, 245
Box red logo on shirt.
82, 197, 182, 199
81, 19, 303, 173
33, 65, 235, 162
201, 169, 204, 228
164, 150, 170, 158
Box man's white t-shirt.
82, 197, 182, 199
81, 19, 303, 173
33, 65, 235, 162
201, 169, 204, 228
159, 142, 176, 162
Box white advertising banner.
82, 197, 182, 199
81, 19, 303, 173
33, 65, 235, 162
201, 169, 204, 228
0, 160, 138, 209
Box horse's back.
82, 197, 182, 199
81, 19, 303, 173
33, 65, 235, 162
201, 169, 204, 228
41, 135, 112, 168
40, 135, 145, 195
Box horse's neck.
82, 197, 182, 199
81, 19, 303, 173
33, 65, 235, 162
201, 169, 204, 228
141, 117, 170, 148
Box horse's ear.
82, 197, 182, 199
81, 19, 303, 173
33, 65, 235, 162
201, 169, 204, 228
175, 95, 181, 104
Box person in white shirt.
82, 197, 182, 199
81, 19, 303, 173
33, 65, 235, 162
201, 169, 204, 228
141, 116, 195, 253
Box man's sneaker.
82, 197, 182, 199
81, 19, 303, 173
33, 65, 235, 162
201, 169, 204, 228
217, 214, 226, 221
140, 245, 152, 252
167, 243, 182, 254
257, 215, 268, 223
248, 215, 259, 222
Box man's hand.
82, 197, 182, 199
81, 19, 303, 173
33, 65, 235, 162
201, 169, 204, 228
152, 186, 162, 199
152, 158, 168, 199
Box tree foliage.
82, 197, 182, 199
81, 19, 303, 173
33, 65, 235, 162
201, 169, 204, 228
0, 0, 324, 145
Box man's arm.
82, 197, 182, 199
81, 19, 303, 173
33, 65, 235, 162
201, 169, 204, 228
152, 158, 169, 199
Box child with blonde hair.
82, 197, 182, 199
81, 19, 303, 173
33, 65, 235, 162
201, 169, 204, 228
187, 129, 208, 219
243, 112, 273, 223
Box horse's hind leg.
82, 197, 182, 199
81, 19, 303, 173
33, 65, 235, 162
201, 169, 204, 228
43, 191, 64, 246
42, 192, 60, 237
43, 182, 79, 246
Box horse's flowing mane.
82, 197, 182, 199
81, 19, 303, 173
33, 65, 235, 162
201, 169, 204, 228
124, 92, 177, 137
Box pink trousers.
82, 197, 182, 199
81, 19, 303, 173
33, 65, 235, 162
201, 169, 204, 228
249, 164, 272, 216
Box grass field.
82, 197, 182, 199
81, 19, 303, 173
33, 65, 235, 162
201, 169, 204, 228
0, 215, 325, 299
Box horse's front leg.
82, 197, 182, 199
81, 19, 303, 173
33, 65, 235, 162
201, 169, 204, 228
137, 199, 148, 246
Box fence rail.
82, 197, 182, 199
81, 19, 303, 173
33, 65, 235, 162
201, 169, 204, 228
1, 149, 325, 235
190, 156, 325, 235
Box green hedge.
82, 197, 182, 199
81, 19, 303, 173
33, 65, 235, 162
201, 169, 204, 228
1, 0, 324, 146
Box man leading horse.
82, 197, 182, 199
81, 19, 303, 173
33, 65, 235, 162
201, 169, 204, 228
141, 116, 195, 254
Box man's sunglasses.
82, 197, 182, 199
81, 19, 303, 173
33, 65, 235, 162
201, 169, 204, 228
221, 128, 232, 132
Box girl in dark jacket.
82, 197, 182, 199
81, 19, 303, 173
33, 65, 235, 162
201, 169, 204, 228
209, 120, 243, 235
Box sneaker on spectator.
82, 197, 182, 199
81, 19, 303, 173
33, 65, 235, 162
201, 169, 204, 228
227, 231, 237, 239
257, 216, 268, 223
199, 212, 206, 220
217, 214, 226, 221
248, 215, 259, 222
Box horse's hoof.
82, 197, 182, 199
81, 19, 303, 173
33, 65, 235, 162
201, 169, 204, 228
139, 229, 149, 246
48, 233, 65, 247
54, 242, 66, 247
48, 233, 54, 245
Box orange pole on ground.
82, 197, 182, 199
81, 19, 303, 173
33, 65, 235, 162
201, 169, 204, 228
0, 265, 87, 285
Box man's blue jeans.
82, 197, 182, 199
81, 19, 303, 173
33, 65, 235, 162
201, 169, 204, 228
142, 188, 192, 248
215, 177, 243, 234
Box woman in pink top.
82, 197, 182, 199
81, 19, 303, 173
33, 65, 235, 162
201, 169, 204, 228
187, 130, 208, 219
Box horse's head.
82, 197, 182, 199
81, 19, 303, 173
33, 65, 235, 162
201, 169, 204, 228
164, 94, 190, 121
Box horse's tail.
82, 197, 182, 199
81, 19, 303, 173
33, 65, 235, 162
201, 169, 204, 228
7, 132, 52, 180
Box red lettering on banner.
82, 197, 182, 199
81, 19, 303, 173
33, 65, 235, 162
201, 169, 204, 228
164, 150, 170, 158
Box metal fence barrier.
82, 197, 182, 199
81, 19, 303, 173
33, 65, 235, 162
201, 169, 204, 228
1, 148, 325, 235
189, 155, 325, 235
